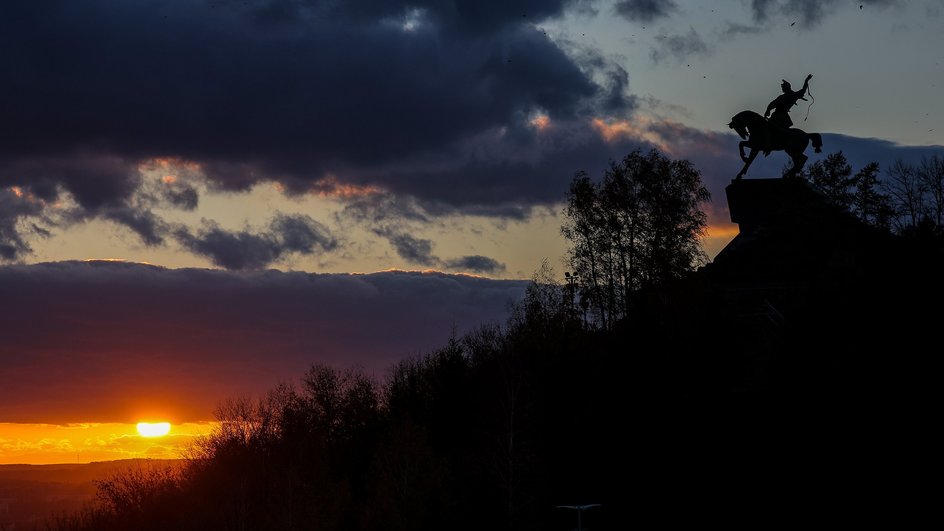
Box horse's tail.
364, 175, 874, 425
809, 132, 823, 153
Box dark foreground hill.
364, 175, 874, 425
47, 178, 939, 531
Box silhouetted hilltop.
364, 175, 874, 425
701, 178, 939, 396
623, 177, 941, 404
613, 177, 938, 525
713, 177, 895, 282
44, 178, 937, 531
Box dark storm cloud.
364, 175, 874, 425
101, 207, 167, 247
650, 27, 709, 63
750, 0, 899, 27
371, 226, 506, 273
0, 189, 50, 260
341, 194, 431, 225
376, 230, 438, 267
370, 119, 648, 210
0, 154, 140, 211
271, 214, 337, 254
175, 214, 337, 270
443, 255, 506, 275
0, 1, 619, 199
599, 64, 633, 114
0, 260, 528, 423
0, 0, 648, 259
0, 153, 192, 252
161, 183, 200, 211
614, 0, 677, 23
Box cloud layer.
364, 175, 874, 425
0, 260, 528, 423
0, 0, 642, 262
0, 0, 935, 268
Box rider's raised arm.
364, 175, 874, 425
800, 74, 812, 95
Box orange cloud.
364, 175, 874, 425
529, 114, 551, 132
591, 117, 670, 152
591, 116, 731, 161
7, 185, 48, 205
309, 175, 381, 199
140, 157, 202, 173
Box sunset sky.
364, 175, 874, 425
2, 0, 942, 463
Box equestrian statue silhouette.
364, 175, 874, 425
729, 74, 823, 179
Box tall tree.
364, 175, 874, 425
804, 152, 894, 231
917, 155, 944, 233
806, 151, 855, 209
884, 158, 928, 233
851, 162, 894, 231
562, 172, 611, 329
562, 149, 709, 328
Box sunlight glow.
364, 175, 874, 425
591, 117, 662, 145
529, 114, 551, 131
1, 422, 215, 464
308, 175, 381, 199
136, 422, 171, 437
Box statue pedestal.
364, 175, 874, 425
725, 178, 821, 234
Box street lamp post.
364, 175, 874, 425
564, 271, 579, 318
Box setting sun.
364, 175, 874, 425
137, 422, 171, 437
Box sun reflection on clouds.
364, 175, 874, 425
529, 114, 551, 132
6, 185, 51, 206
308, 175, 382, 199
591, 116, 670, 151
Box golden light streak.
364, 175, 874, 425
0, 422, 214, 465
309, 175, 381, 199
703, 223, 740, 260
706, 223, 740, 239
81, 258, 156, 265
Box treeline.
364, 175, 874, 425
45, 277, 641, 531
803, 151, 944, 236
49, 260, 937, 530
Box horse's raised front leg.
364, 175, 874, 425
739, 141, 750, 163
736, 147, 759, 179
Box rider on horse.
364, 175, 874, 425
762, 74, 812, 155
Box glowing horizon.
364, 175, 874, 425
0, 422, 215, 465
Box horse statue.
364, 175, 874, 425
728, 110, 823, 179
